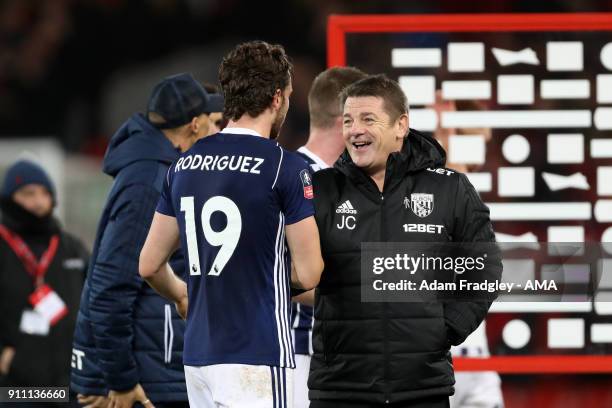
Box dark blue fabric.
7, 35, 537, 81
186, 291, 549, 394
70, 113, 188, 402
147, 73, 223, 129
291, 150, 318, 356
1, 159, 56, 199
290, 302, 313, 355
156, 132, 313, 368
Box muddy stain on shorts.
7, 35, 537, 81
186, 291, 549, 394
238, 365, 273, 399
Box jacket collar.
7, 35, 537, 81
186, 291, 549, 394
0, 198, 60, 238
335, 128, 447, 195
297, 146, 330, 170
102, 113, 181, 177
220, 127, 263, 138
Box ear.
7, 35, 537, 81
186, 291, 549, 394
396, 113, 409, 138
271, 89, 283, 111
190, 116, 200, 133
333, 115, 343, 131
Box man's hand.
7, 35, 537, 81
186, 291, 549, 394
77, 394, 110, 408
175, 295, 188, 320
108, 384, 154, 408
427, 90, 457, 153
286, 217, 324, 290
0, 346, 15, 375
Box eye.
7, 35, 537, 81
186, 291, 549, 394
364, 117, 374, 124
343, 119, 353, 126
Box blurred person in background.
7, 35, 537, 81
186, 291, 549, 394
429, 91, 504, 408
0, 160, 88, 405
291, 65, 367, 408
70, 73, 223, 408
203, 83, 227, 133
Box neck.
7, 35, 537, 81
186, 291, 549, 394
370, 170, 386, 192
366, 141, 404, 193
370, 137, 405, 191
163, 130, 191, 152
227, 115, 272, 139
304, 126, 345, 166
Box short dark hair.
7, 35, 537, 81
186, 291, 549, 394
308, 66, 367, 129
340, 74, 408, 121
219, 41, 293, 121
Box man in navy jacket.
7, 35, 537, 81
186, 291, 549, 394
71, 73, 223, 408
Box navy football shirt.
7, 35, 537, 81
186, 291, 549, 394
291, 146, 328, 356
156, 128, 314, 368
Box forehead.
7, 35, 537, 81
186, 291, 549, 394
15, 184, 48, 194
343, 96, 386, 115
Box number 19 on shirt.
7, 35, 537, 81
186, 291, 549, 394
180, 195, 242, 276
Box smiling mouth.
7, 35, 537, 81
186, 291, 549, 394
352, 141, 372, 150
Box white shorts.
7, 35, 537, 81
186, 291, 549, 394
293, 354, 311, 408
450, 371, 504, 408
184, 364, 294, 408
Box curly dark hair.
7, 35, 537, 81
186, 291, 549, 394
219, 41, 293, 121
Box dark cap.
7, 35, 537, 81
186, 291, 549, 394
147, 73, 224, 129
1, 160, 55, 199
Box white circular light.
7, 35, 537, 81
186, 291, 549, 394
601, 43, 612, 70
502, 134, 530, 164
502, 319, 531, 349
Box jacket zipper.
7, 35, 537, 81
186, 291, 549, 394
379, 192, 391, 404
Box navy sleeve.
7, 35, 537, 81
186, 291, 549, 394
276, 150, 315, 225
156, 168, 175, 217
88, 183, 160, 391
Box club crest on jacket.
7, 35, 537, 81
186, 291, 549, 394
408, 193, 434, 218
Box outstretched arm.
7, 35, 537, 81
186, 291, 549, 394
139, 212, 187, 316
286, 216, 324, 290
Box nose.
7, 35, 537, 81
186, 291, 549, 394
348, 121, 365, 138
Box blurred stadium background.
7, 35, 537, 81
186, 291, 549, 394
1, 1, 612, 407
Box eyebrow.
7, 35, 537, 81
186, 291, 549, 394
343, 111, 378, 117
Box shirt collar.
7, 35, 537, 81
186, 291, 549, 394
220, 127, 263, 138
297, 146, 330, 169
